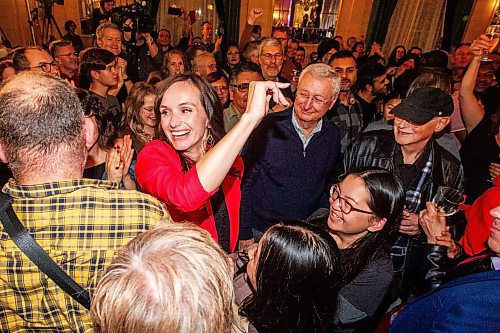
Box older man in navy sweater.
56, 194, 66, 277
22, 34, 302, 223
239, 63, 342, 248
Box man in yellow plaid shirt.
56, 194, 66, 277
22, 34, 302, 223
0, 73, 172, 332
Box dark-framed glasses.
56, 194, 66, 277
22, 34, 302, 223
330, 184, 374, 215
29, 61, 57, 73
230, 82, 250, 93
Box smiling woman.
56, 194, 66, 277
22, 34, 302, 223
136, 73, 290, 252
327, 169, 405, 331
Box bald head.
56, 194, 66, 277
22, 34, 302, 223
0, 73, 86, 181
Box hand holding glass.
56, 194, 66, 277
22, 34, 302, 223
431, 187, 465, 217
481, 25, 500, 62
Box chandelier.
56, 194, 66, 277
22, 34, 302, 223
297, 0, 317, 11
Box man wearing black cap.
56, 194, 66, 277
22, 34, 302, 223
342, 87, 465, 302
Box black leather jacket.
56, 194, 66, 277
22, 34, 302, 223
341, 130, 465, 203
419, 244, 496, 296
341, 130, 466, 301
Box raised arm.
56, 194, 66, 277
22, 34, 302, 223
196, 81, 290, 192
239, 8, 263, 50
459, 35, 490, 133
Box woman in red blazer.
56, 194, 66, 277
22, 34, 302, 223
136, 73, 290, 252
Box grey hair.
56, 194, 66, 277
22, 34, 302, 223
91, 223, 234, 333
258, 37, 283, 56
0, 73, 85, 178
299, 63, 341, 99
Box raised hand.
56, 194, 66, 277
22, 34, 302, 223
248, 8, 263, 25
418, 202, 446, 243
245, 81, 291, 123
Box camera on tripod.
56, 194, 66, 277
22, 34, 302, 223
107, 1, 153, 34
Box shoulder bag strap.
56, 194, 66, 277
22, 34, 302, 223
0, 192, 91, 309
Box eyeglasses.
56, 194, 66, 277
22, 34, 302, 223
330, 184, 374, 215
29, 61, 57, 73
212, 85, 228, 93
58, 52, 78, 58
260, 53, 283, 61
230, 82, 250, 93
295, 91, 330, 107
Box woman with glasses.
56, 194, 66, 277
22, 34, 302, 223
136, 73, 290, 253
309, 169, 405, 332
232, 222, 341, 333
120, 82, 159, 153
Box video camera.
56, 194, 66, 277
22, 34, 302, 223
107, 1, 153, 34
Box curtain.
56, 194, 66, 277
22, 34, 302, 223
383, 0, 447, 54
365, 0, 399, 46
442, 0, 475, 50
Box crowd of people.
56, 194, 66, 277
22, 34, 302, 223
0, 3, 499, 332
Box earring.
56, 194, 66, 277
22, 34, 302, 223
206, 130, 215, 148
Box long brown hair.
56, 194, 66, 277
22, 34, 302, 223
123, 82, 158, 147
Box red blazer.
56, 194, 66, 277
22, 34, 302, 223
136, 140, 243, 252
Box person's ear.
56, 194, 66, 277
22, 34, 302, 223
90, 69, 100, 81
96, 37, 103, 48
434, 117, 451, 133
367, 217, 386, 232
365, 83, 373, 92
0, 143, 7, 163
229, 86, 235, 101
84, 117, 96, 150
327, 96, 337, 110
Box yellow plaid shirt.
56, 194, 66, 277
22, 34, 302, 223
0, 178, 171, 332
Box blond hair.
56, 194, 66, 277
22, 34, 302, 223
95, 22, 120, 40
91, 223, 234, 333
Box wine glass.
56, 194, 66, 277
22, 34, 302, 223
431, 186, 465, 217
481, 24, 500, 62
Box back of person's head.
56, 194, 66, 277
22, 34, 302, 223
241, 222, 341, 333
340, 169, 405, 283
0, 73, 85, 178
419, 50, 449, 71
12, 46, 46, 72
317, 38, 340, 62
329, 50, 356, 64
407, 71, 451, 96
242, 41, 260, 62
357, 62, 387, 91
75, 88, 117, 150
91, 223, 233, 333
49, 39, 73, 58
272, 26, 291, 38
229, 61, 262, 84
185, 44, 206, 62
79, 47, 116, 83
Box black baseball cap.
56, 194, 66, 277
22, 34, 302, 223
390, 87, 453, 125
